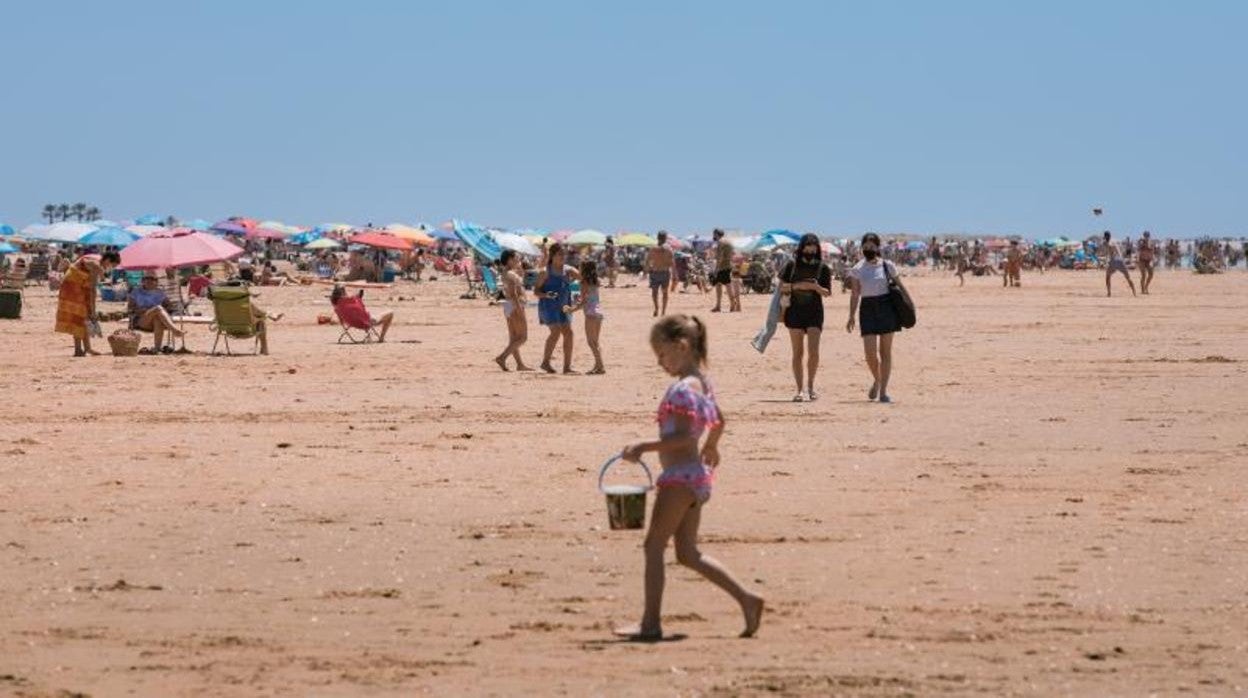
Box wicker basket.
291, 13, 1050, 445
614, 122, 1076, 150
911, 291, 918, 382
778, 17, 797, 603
107, 329, 142, 357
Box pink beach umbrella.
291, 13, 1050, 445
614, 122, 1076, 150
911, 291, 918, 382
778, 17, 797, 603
548, 229, 573, 242
119, 228, 245, 270
246, 226, 286, 241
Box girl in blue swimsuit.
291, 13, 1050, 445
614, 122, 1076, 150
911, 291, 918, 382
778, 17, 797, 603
535, 243, 581, 374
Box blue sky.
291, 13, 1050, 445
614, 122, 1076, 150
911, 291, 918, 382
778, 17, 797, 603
2, 1, 1244, 237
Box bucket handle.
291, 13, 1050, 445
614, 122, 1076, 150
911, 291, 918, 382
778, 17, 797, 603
598, 454, 654, 493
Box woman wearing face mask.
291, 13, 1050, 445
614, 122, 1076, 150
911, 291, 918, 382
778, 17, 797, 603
779, 234, 832, 401
847, 233, 905, 403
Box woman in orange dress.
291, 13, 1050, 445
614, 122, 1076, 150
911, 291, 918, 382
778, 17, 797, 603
55, 251, 119, 356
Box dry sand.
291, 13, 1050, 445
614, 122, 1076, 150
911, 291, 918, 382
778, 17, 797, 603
1, 268, 1246, 696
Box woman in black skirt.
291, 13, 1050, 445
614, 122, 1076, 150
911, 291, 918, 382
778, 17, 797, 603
846, 232, 906, 403
780, 233, 832, 402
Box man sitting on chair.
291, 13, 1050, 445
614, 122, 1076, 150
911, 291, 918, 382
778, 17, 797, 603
129, 270, 185, 350
330, 284, 394, 342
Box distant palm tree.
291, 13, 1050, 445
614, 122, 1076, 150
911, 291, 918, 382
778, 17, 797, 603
55, 204, 70, 222
43, 204, 56, 223
86, 206, 101, 222
71, 203, 87, 222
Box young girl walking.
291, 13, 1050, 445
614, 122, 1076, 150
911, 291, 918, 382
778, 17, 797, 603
616, 314, 764, 641
563, 260, 605, 374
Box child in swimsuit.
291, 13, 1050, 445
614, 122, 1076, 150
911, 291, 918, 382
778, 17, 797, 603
494, 250, 532, 371
563, 260, 606, 375
615, 314, 764, 642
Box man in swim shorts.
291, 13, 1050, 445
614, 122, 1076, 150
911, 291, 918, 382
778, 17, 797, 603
710, 228, 738, 312
1100, 230, 1137, 298
645, 231, 675, 317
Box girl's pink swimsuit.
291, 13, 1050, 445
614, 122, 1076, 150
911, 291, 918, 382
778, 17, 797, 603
655, 375, 721, 503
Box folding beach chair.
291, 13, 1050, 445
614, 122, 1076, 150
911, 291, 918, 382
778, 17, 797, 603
25, 258, 49, 286
332, 296, 380, 344
208, 286, 261, 355
460, 257, 486, 299
482, 265, 501, 300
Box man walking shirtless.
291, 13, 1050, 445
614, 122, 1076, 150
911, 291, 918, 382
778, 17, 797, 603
645, 231, 675, 317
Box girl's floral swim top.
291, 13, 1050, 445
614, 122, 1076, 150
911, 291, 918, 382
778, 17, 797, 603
657, 375, 721, 438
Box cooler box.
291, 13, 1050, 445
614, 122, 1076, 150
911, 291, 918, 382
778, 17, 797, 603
0, 289, 21, 319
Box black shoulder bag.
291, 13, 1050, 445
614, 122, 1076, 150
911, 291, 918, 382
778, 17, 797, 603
883, 262, 916, 329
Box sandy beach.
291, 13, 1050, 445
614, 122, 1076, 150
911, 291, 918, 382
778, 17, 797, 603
2, 268, 1246, 696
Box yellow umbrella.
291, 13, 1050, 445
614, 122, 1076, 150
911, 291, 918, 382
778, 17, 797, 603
617, 232, 656, 247
385, 223, 436, 246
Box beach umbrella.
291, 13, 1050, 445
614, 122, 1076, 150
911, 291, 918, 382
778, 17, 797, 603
617, 232, 656, 247
761, 229, 802, 243
182, 218, 212, 231
0, 242, 18, 254
304, 238, 342, 250
26, 222, 99, 243
385, 224, 436, 246
125, 225, 168, 237
288, 230, 323, 245
0, 224, 13, 236
349, 231, 413, 251
453, 220, 503, 261
429, 227, 459, 241
120, 228, 245, 270
78, 226, 141, 248
211, 219, 252, 235
548, 229, 573, 242
567, 229, 607, 246
246, 226, 287, 241
134, 214, 167, 226
492, 231, 541, 256
905, 240, 927, 251
19, 224, 51, 239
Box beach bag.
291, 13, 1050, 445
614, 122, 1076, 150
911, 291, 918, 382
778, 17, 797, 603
883, 262, 916, 329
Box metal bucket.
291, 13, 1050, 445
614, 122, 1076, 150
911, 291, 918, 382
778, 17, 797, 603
598, 455, 653, 530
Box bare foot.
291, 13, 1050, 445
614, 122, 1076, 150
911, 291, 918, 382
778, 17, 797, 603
269, 313, 285, 322
613, 624, 662, 642
540, 362, 555, 374
494, 356, 510, 372
740, 595, 765, 638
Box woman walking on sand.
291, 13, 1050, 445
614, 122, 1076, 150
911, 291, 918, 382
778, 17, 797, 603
55, 251, 119, 357
535, 243, 581, 374
847, 233, 907, 403
779, 233, 832, 402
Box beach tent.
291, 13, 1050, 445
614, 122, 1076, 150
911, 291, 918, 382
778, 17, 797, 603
453, 220, 502, 261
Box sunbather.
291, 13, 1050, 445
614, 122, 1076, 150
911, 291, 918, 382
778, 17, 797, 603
330, 284, 393, 342
128, 271, 184, 350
